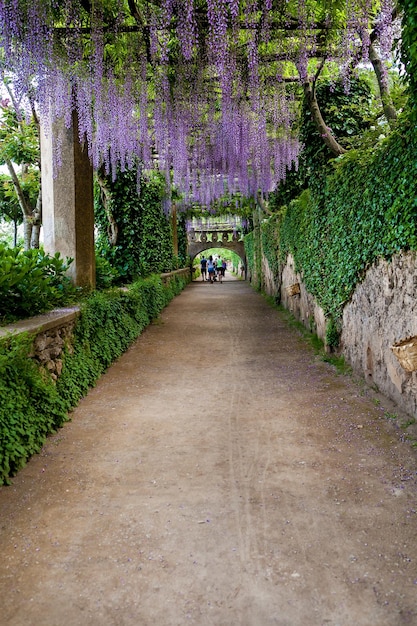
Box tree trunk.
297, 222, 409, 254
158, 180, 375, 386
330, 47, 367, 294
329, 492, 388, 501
30, 186, 42, 249
302, 82, 347, 157
256, 191, 273, 216
23, 218, 33, 250
368, 41, 397, 127
96, 170, 119, 246
5, 159, 34, 250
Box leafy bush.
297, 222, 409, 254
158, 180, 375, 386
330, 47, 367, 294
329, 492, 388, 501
0, 245, 77, 323
271, 76, 375, 208
0, 333, 67, 484
0, 271, 190, 484
95, 252, 120, 290
95, 169, 183, 282
325, 317, 341, 349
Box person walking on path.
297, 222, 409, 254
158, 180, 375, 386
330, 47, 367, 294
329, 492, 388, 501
216, 258, 226, 283
200, 255, 207, 281
207, 255, 215, 283
216, 257, 223, 283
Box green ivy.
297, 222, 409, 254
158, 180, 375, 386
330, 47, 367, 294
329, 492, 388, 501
244, 229, 260, 291
0, 272, 190, 484
261, 213, 282, 279
400, 0, 417, 118
278, 111, 417, 321
95, 169, 186, 282
271, 76, 375, 208
0, 333, 67, 484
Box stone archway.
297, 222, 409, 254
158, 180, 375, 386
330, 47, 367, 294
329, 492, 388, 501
187, 227, 247, 278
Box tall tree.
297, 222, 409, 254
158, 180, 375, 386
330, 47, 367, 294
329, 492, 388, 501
0, 93, 41, 249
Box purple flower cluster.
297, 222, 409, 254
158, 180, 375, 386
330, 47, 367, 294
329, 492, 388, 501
0, 0, 396, 211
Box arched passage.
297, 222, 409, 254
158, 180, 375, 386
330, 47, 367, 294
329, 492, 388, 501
187, 227, 247, 278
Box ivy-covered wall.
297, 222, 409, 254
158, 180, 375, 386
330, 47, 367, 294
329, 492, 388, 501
278, 113, 417, 323
246, 110, 417, 323
244, 108, 417, 415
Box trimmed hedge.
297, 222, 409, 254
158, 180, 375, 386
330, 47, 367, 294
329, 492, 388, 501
0, 272, 189, 485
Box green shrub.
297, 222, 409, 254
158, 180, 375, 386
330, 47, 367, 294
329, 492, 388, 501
95, 169, 183, 282
0, 333, 67, 484
95, 252, 120, 290
0, 245, 77, 323
325, 317, 341, 349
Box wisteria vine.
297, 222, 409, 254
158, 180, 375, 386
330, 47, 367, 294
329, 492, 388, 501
0, 0, 396, 211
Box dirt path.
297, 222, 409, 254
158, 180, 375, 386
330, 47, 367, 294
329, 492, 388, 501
1, 276, 417, 626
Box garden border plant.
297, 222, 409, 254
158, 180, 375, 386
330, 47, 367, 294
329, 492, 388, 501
0, 271, 190, 485
0, 244, 77, 324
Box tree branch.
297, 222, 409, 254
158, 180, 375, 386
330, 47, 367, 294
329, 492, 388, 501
368, 41, 397, 127
302, 80, 347, 157
5, 160, 32, 218
256, 191, 274, 216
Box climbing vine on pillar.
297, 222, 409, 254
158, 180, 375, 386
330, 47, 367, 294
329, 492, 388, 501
95, 168, 183, 282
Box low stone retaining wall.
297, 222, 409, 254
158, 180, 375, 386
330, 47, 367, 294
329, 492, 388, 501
0, 268, 191, 382
160, 267, 192, 283
0, 307, 80, 381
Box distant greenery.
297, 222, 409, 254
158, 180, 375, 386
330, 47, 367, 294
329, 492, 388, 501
0, 174, 24, 246
0, 101, 41, 249
95, 252, 120, 290
261, 214, 281, 279
0, 272, 190, 484
244, 231, 256, 285
400, 0, 417, 119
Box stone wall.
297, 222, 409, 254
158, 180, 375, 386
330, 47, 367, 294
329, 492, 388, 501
342, 251, 417, 417
30, 320, 76, 380
261, 254, 279, 298
258, 250, 417, 418
0, 307, 80, 381
280, 254, 327, 341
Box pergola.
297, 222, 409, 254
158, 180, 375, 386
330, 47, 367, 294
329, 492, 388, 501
0, 0, 400, 287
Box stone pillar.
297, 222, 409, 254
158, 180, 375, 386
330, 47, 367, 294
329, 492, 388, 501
41, 111, 95, 289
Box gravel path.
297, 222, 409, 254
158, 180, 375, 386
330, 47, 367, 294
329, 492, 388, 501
1, 276, 417, 625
